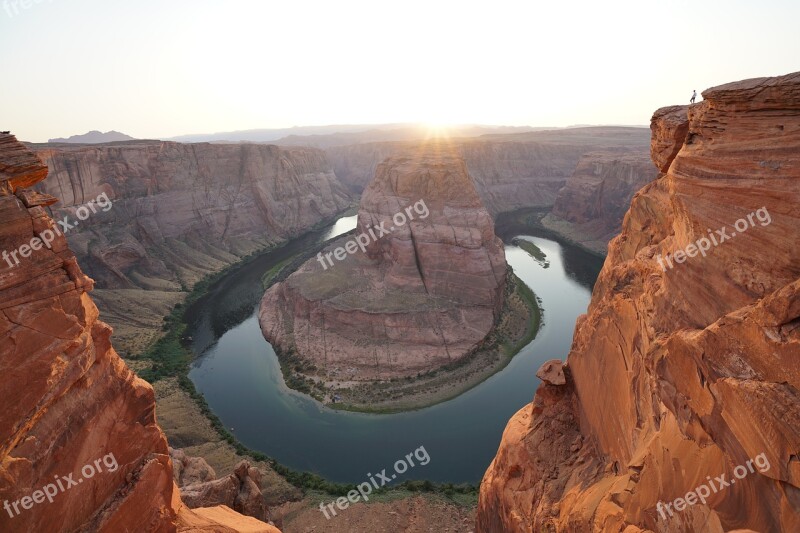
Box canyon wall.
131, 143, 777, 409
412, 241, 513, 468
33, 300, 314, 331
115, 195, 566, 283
30, 141, 352, 353
260, 144, 507, 380
0, 134, 278, 532
542, 150, 658, 253
33, 141, 352, 291
477, 72, 800, 532
327, 127, 651, 215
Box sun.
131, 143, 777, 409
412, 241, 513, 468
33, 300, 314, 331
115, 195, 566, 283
421, 122, 453, 139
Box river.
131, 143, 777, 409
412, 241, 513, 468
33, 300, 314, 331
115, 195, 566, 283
186, 215, 603, 484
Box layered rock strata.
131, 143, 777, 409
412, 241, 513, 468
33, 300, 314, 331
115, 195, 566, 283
32, 141, 351, 291
543, 150, 658, 253
477, 72, 800, 532
260, 145, 507, 380
0, 134, 278, 532
30, 141, 351, 352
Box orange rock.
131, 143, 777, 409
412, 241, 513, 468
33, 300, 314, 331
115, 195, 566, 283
649, 105, 689, 173
0, 133, 49, 191
177, 507, 280, 532
0, 135, 280, 532
477, 71, 800, 532
536, 359, 566, 386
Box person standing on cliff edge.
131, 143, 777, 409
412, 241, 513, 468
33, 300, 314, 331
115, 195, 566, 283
690, 90, 697, 104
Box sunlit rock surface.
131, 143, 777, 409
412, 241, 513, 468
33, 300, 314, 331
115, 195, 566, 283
0, 134, 279, 532
477, 72, 800, 532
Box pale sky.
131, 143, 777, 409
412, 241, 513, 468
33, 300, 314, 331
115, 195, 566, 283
1, 0, 798, 142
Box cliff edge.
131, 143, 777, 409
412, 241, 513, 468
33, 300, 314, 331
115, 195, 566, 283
0, 133, 279, 532
477, 72, 800, 532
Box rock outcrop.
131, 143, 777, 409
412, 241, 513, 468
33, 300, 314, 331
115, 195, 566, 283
260, 144, 507, 380
171, 449, 268, 522
535, 359, 566, 386
30, 141, 351, 352
0, 134, 279, 532
542, 150, 658, 253
171, 448, 217, 487
477, 72, 800, 532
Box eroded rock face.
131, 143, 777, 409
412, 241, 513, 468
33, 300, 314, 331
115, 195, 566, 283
544, 150, 658, 253
32, 141, 352, 291
650, 105, 690, 172
327, 127, 652, 215
29, 140, 352, 354
477, 72, 800, 532
260, 144, 507, 380
535, 359, 566, 386
179, 461, 267, 522
171, 449, 267, 523
171, 448, 217, 487
0, 133, 176, 531
0, 134, 279, 533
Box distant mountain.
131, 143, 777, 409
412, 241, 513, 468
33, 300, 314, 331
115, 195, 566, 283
164, 124, 541, 145
48, 130, 136, 143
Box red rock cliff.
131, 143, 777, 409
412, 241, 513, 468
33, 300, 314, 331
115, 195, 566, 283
477, 72, 800, 532
0, 134, 279, 533
260, 144, 507, 380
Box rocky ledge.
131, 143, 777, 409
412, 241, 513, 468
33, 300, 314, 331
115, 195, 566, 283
477, 71, 800, 532
259, 144, 507, 381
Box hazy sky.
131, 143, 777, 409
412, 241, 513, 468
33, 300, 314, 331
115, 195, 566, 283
1, 0, 798, 142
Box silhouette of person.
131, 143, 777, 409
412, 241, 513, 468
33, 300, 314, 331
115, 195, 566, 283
690, 90, 697, 104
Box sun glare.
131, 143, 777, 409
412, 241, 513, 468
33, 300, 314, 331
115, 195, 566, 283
422, 123, 453, 139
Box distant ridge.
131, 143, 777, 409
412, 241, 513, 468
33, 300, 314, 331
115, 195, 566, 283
48, 130, 136, 143
164, 124, 539, 145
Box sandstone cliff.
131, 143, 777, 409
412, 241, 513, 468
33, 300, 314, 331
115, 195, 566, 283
0, 134, 279, 533
326, 127, 651, 215
30, 141, 351, 353
477, 72, 800, 532
542, 150, 658, 253
259, 144, 507, 380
